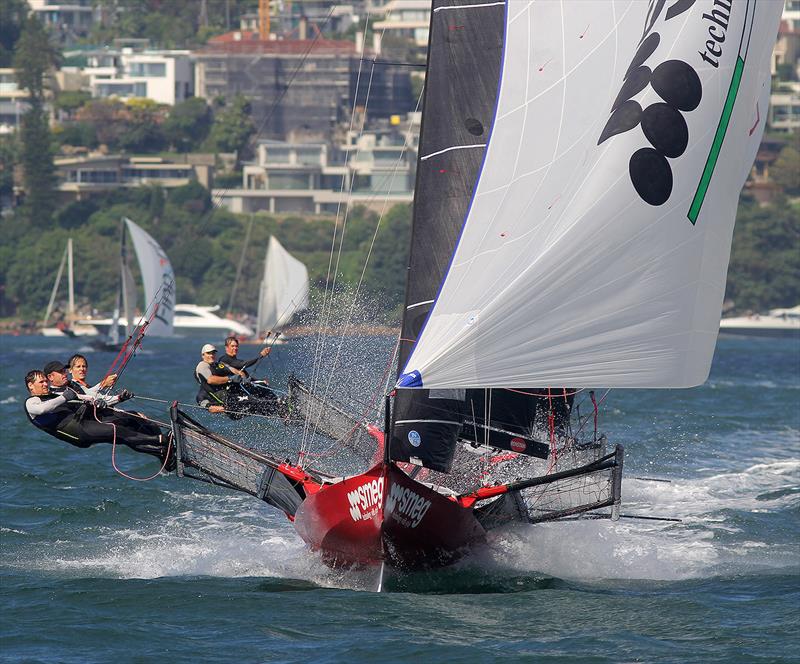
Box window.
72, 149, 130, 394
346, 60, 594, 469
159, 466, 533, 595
96, 82, 147, 98
128, 62, 167, 77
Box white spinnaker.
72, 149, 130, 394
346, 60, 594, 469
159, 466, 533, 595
124, 217, 175, 336
401, 0, 781, 389
257, 236, 309, 333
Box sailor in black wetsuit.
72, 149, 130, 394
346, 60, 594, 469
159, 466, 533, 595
25, 366, 169, 462
195, 344, 239, 414
196, 342, 283, 419
218, 336, 270, 376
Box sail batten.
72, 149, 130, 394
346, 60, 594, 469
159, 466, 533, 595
400, 0, 782, 390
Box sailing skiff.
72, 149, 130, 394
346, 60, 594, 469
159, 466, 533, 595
169, 0, 781, 571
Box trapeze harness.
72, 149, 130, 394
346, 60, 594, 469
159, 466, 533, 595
25, 393, 92, 448
195, 361, 231, 408
25, 392, 164, 453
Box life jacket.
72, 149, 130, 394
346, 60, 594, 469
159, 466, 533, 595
194, 361, 230, 407
24, 393, 92, 448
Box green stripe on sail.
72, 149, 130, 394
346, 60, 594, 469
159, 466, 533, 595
688, 56, 746, 225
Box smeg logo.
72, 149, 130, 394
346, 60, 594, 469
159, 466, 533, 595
598, 0, 700, 206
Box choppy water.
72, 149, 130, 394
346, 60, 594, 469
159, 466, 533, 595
1, 333, 798, 663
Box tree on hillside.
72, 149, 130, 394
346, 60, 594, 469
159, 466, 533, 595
0, 136, 16, 201
771, 143, 800, 197
75, 99, 128, 148
204, 96, 256, 157
118, 98, 167, 153
0, 0, 28, 67
164, 97, 213, 152
727, 198, 800, 311
54, 90, 92, 118
14, 15, 60, 227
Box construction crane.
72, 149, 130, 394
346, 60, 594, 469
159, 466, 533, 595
258, 0, 270, 40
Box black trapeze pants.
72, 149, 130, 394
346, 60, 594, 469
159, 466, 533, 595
59, 410, 165, 457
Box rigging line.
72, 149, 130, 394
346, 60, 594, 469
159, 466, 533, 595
305, 82, 422, 451
209, 6, 337, 212
302, 27, 382, 457
87, 403, 172, 482
302, 11, 374, 453
226, 214, 254, 317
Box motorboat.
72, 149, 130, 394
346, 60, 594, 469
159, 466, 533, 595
719, 306, 800, 338
80, 304, 253, 338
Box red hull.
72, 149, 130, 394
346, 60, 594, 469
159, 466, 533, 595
293, 462, 486, 570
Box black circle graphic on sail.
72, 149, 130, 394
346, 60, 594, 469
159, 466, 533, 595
651, 60, 702, 111
629, 147, 672, 206
641, 103, 688, 158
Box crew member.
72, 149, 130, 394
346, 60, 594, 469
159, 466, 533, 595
195, 344, 244, 414
218, 336, 270, 378
24, 369, 170, 463
67, 354, 117, 395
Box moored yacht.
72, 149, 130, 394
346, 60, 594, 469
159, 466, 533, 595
78, 304, 253, 338
719, 306, 800, 338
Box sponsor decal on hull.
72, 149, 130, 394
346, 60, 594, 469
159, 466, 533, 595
347, 477, 384, 522
385, 483, 432, 529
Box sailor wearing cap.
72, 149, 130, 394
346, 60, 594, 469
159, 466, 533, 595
23, 364, 169, 461
194, 343, 244, 413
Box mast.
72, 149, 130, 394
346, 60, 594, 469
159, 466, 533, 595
389, 0, 506, 473
66, 238, 75, 320
120, 219, 135, 338
42, 241, 69, 327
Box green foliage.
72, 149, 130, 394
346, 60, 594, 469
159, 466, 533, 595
727, 197, 800, 312
168, 181, 212, 213
13, 15, 60, 101
771, 143, 800, 197
0, 135, 16, 198
204, 96, 256, 157
54, 122, 98, 149
75, 99, 129, 148
164, 97, 213, 152
0, 0, 27, 67
18, 101, 57, 227
54, 90, 92, 115
55, 199, 100, 230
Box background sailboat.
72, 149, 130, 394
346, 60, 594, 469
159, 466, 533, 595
40, 238, 97, 337
80, 217, 175, 340
255, 235, 309, 341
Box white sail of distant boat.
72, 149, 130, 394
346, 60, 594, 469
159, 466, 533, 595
256, 236, 309, 334
81, 218, 175, 339
123, 217, 175, 336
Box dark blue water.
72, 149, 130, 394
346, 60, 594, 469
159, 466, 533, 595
2, 333, 798, 662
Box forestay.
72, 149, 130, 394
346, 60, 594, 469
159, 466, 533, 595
399, 0, 782, 389
257, 236, 309, 333
124, 217, 176, 336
